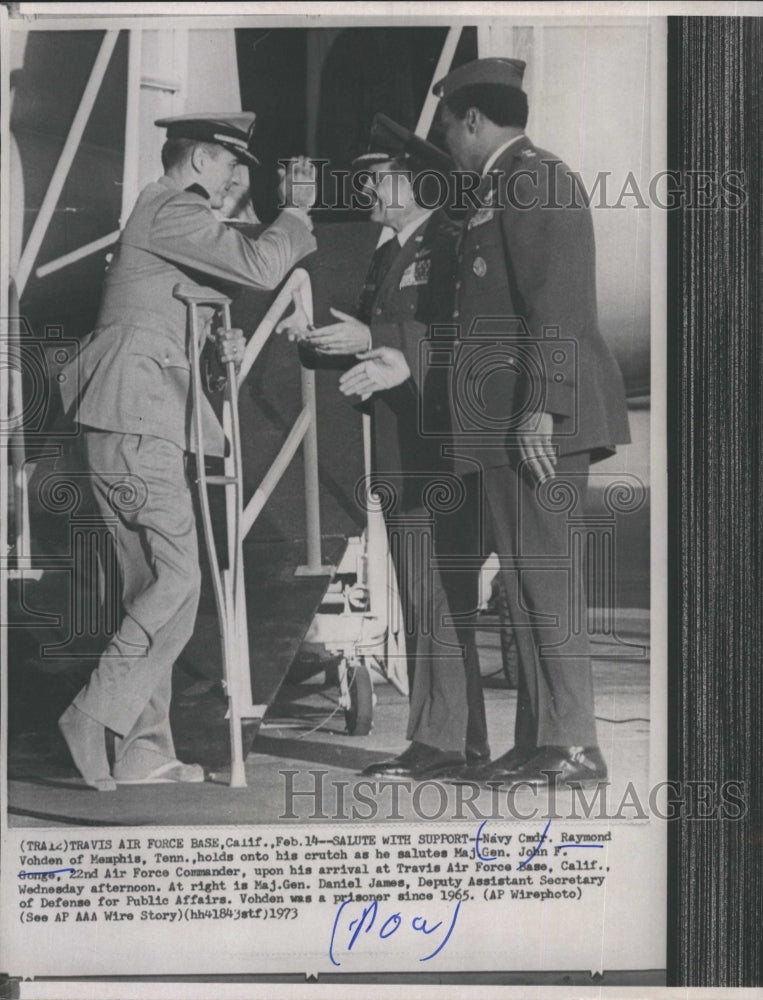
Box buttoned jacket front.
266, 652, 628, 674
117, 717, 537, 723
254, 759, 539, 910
362, 211, 460, 503
450, 136, 630, 470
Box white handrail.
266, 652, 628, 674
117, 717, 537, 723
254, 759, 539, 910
237, 267, 325, 571
6, 278, 40, 579
240, 267, 313, 381
175, 268, 329, 786
15, 30, 120, 298
121, 28, 143, 225
416, 26, 462, 139
35, 229, 120, 280
242, 405, 311, 538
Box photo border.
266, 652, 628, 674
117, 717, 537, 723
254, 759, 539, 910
0, 2, 759, 994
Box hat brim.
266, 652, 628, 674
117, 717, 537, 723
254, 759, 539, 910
366, 114, 455, 174
351, 151, 399, 171
216, 141, 260, 168
352, 142, 453, 176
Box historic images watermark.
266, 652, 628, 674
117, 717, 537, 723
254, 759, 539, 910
280, 161, 748, 213
280, 770, 747, 823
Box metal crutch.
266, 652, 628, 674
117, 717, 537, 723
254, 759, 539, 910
174, 284, 247, 788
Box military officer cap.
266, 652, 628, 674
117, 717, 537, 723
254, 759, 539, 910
433, 57, 526, 98
352, 112, 453, 174
154, 112, 260, 166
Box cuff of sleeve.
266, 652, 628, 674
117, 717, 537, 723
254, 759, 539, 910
282, 206, 314, 232
369, 321, 404, 352
543, 379, 575, 418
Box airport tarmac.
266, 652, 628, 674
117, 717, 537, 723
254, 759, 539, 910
8, 611, 650, 828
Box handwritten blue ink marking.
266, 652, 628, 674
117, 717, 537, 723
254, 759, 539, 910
330, 899, 351, 965
474, 820, 496, 862
380, 913, 401, 938
329, 821, 603, 965
517, 819, 552, 871
412, 914, 440, 934
419, 902, 460, 962
329, 897, 461, 966
18, 868, 75, 878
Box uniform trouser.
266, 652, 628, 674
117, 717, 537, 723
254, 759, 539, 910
385, 508, 488, 756
73, 430, 201, 774
457, 454, 598, 750
431, 502, 491, 758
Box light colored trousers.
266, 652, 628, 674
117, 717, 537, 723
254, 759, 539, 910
73, 430, 201, 775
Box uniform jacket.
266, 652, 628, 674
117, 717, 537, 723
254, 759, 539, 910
362, 211, 460, 507
60, 176, 316, 456
450, 135, 630, 469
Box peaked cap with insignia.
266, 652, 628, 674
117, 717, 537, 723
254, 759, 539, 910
352, 113, 454, 174
155, 112, 260, 167
433, 57, 527, 98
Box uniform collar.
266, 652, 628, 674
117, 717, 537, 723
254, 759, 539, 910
185, 182, 211, 199
481, 134, 527, 176
158, 174, 210, 200
394, 210, 433, 248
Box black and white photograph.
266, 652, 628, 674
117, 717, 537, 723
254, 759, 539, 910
0, 1, 759, 992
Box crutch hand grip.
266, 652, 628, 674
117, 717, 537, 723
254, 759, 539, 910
215, 325, 246, 376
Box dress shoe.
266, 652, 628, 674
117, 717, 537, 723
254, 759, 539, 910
454, 745, 536, 784
505, 746, 608, 788
362, 742, 465, 779
361, 742, 421, 776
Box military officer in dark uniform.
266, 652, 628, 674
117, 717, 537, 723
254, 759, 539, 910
58, 113, 316, 790
295, 116, 489, 778
430, 58, 631, 786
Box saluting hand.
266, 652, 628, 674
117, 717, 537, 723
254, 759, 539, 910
300, 309, 371, 354
280, 156, 317, 212
339, 347, 411, 399
217, 326, 246, 374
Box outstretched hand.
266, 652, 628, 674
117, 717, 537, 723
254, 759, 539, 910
298, 308, 372, 355
338, 347, 411, 399
275, 303, 313, 342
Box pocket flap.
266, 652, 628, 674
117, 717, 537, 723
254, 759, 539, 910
128, 328, 190, 370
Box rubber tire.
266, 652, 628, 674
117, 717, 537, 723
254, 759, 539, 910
345, 661, 373, 735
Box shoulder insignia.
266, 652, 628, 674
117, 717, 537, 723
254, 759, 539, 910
435, 217, 463, 239
467, 207, 497, 229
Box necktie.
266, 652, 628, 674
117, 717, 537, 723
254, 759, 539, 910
358, 236, 400, 323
